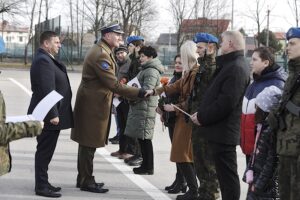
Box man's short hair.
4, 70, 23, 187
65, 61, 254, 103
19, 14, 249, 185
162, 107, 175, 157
40, 31, 58, 45
222, 31, 245, 51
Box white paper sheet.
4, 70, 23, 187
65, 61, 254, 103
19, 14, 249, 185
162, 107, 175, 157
112, 97, 121, 107
6, 90, 63, 123
127, 77, 141, 88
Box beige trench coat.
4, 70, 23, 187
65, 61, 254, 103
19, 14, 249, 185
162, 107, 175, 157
71, 40, 140, 148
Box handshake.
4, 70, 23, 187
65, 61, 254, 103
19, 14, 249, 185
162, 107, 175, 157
138, 89, 155, 98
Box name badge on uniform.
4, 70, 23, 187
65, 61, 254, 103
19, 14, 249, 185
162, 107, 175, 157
101, 62, 109, 70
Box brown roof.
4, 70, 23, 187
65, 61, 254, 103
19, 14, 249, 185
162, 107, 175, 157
0, 21, 28, 33
180, 18, 230, 36
273, 32, 285, 40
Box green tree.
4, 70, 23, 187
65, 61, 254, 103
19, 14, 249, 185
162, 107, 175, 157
256, 29, 282, 52
239, 28, 248, 36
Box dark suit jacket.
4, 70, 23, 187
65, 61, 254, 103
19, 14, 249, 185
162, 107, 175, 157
28, 48, 73, 130
197, 50, 250, 145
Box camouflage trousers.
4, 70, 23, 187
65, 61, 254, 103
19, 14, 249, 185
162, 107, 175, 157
192, 129, 220, 200
279, 155, 300, 200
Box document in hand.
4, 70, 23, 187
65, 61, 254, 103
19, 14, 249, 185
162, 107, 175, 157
6, 90, 63, 123
127, 77, 141, 88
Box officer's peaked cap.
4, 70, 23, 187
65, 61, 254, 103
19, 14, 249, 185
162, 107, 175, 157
193, 33, 218, 44
286, 27, 300, 40
100, 20, 124, 35
127, 35, 144, 45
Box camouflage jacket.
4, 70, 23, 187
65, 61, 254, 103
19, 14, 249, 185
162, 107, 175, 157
276, 58, 300, 156
0, 91, 42, 176
189, 55, 216, 114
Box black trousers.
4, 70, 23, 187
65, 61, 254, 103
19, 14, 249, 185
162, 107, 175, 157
210, 142, 240, 200
35, 129, 60, 189
76, 144, 96, 187
138, 138, 153, 170
117, 101, 135, 154
177, 162, 198, 193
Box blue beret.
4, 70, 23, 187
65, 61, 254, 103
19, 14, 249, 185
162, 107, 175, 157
126, 35, 144, 45
286, 27, 300, 40
100, 21, 124, 35
193, 33, 218, 44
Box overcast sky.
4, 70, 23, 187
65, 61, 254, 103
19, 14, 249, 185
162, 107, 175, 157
13, 0, 297, 41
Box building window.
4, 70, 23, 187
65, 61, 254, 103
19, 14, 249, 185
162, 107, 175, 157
19, 36, 23, 42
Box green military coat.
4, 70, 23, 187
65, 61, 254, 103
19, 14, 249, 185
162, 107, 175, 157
0, 91, 42, 176
71, 40, 141, 148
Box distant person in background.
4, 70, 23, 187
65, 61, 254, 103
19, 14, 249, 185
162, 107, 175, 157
28, 30, 74, 198
123, 35, 145, 167
110, 45, 136, 160
0, 89, 43, 177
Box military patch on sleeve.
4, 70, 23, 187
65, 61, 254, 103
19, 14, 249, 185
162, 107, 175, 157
100, 62, 109, 70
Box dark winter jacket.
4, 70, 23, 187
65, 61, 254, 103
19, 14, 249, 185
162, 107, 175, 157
244, 122, 279, 200
241, 64, 287, 155
163, 71, 182, 126
197, 50, 250, 145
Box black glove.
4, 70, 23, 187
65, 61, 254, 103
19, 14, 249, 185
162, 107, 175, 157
138, 88, 146, 98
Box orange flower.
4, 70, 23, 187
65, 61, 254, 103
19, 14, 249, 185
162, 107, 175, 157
160, 77, 169, 86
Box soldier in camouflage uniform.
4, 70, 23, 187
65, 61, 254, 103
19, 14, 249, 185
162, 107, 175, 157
268, 27, 300, 200
0, 90, 43, 176
189, 33, 220, 200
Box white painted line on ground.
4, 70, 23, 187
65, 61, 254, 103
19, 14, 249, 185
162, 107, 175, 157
8, 78, 32, 96
97, 148, 172, 200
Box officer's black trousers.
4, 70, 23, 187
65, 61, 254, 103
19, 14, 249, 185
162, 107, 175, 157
210, 142, 240, 200
35, 129, 60, 189
138, 138, 153, 170
77, 144, 96, 187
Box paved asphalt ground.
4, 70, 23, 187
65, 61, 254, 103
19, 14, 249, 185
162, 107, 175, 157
0, 69, 247, 200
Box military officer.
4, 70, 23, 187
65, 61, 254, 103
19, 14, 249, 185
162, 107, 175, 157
71, 21, 146, 193
0, 89, 43, 177
190, 33, 220, 200
272, 27, 300, 200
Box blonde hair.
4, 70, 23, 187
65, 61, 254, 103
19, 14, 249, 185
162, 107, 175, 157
180, 40, 198, 74
222, 31, 245, 51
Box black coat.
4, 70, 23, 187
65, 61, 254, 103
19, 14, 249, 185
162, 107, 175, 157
244, 122, 279, 199
28, 48, 73, 130
197, 50, 250, 145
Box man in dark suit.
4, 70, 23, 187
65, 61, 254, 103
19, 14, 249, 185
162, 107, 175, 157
28, 31, 73, 198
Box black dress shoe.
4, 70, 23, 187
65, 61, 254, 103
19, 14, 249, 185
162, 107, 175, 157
133, 167, 154, 175
48, 183, 61, 192
168, 182, 187, 194
124, 155, 141, 163
35, 187, 61, 198
128, 157, 143, 166
76, 182, 104, 188
80, 183, 109, 193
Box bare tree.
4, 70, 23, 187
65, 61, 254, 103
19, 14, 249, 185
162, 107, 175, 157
288, 0, 300, 27
168, 0, 195, 53
84, 0, 110, 40
0, 0, 23, 14
115, 0, 157, 39
243, 0, 268, 47
24, 0, 37, 65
